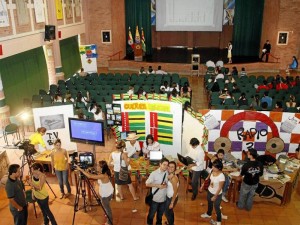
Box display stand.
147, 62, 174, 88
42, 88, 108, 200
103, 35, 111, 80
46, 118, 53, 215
134, 44, 143, 62
191, 54, 200, 76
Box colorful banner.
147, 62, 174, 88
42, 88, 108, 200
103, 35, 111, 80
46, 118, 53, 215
150, 112, 173, 145
124, 102, 171, 112
79, 44, 98, 72
0, 0, 9, 27
122, 111, 146, 140
55, 0, 63, 20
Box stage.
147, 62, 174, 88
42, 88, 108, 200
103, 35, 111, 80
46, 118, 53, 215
109, 47, 282, 75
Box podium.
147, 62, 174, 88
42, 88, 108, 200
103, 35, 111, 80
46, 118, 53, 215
134, 43, 143, 62
191, 54, 200, 76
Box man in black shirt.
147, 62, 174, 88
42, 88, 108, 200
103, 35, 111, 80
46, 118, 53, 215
237, 149, 263, 211
261, 40, 271, 62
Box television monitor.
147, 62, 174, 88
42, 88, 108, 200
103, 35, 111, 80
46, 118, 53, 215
68, 118, 105, 146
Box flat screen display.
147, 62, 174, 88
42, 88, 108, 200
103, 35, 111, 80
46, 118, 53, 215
68, 118, 105, 146
150, 151, 163, 161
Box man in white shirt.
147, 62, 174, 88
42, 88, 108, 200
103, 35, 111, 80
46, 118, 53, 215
206, 60, 216, 68
125, 133, 141, 158
216, 60, 224, 68
186, 138, 205, 200
156, 66, 168, 75
146, 158, 169, 225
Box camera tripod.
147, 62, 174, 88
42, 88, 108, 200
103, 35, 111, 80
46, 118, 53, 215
20, 152, 57, 198
72, 171, 113, 225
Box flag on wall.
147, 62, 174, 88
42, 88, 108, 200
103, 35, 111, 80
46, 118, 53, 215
128, 27, 134, 49
55, 0, 63, 19
141, 27, 146, 52
150, 112, 173, 145
122, 111, 146, 140
135, 26, 141, 44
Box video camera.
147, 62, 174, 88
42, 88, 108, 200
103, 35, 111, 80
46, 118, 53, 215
17, 140, 37, 156
70, 152, 95, 171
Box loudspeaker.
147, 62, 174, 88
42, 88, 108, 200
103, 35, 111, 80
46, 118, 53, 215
45, 25, 56, 41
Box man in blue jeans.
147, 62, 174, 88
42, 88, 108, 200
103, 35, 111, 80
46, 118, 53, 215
146, 158, 169, 225
237, 148, 263, 211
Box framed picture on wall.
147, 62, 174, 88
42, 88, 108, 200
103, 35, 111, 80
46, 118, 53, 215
277, 31, 289, 45
101, 30, 112, 43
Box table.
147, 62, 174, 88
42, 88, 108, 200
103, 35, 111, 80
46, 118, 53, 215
34, 150, 73, 186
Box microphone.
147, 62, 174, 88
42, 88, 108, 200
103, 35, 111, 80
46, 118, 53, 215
13, 141, 21, 147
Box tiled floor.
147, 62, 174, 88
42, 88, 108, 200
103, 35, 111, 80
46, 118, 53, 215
1, 68, 300, 224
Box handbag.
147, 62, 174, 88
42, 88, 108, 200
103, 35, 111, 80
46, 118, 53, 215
119, 153, 129, 181
145, 173, 167, 206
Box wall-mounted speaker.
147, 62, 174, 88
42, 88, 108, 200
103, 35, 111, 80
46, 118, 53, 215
45, 25, 56, 41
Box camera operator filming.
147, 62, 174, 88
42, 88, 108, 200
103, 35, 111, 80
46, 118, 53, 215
75, 160, 114, 225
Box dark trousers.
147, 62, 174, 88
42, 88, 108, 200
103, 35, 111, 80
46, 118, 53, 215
206, 191, 222, 222
191, 170, 201, 196
261, 52, 269, 62
147, 200, 166, 225
10, 205, 28, 225
101, 194, 113, 225
164, 196, 178, 225
36, 196, 57, 225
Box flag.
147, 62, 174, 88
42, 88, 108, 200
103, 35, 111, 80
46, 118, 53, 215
135, 25, 141, 44
128, 27, 134, 49
141, 27, 146, 52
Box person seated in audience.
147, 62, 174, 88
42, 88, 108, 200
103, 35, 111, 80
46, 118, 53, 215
64, 92, 73, 104
147, 66, 155, 74
207, 149, 230, 203
53, 93, 63, 103
79, 68, 87, 77
127, 85, 134, 96
181, 82, 192, 98
210, 81, 220, 93
240, 67, 247, 77
286, 76, 296, 87
156, 65, 168, 75
169, 82, 180, 93
288, 56, 298, 69
149, 86, 155, 94
206, 60, 215, 68
88, 102, 97, 113
286, 94, 297, 108
261, 101, 269, 111
231, 83, 241, 93
214, 71, 225, 82
267, 80, 275, 89
272, 101, 283, 112
219, 90, 235, 104
142, 134, 160, 158
250, 95, 261, 109
238, 93, 248, 107
231, 66, 238, 77
295, 76, 300, 86
160, 81, 170, 93
276, 79, 288, 91
73, 92, 87, 107
170, 88, 179, 98
216, 59, 224, 68
136, 87, 146, 96
139, 66, 146, 74
94, 105, 104, 120
256, 80, 270, 92
261, 91, 272, 108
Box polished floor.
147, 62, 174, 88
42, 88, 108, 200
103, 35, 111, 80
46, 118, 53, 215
1, 68, 300, 225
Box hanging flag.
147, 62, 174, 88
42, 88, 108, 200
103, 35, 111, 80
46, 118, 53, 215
128, 27, 134, 49
141, 27, 146, 52
135, 25, 141, 44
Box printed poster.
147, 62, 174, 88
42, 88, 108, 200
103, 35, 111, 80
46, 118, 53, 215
0, 0, 9, 27
33, 0, 45, 23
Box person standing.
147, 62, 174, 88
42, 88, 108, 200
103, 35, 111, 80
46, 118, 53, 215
108, 140, 139, 201
237, 148, 263, 211
125, 133, 141, 158
164, 161, 179, 225
227, 41, 233, 64
29, 127, 47, 152
201, 160, 225, 225
186, 138, 205, 200
146, 158, 169, 225
75, 160, 114, 225
261, 40, 271, 62
27, 163, 57, 225
5, 164, 28, 225
50, 139, 71, 199
142, 134, 160, 158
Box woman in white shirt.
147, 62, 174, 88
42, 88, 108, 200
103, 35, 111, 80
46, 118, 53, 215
200, 160, 225, 225
93, 106, 104, 120
75, 161, 114, 225
142, 134, 160, 158
164, 161, 179, 225
108, 140, 139, 201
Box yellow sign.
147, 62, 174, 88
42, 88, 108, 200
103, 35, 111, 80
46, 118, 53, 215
56, 0, 63, 20
124, 102, 171, 112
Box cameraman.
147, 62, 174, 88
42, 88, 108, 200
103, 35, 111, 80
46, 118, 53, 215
29, 127, 47, 152
75, 160, 114, 225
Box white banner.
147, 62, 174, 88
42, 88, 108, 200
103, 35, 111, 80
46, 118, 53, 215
79, 44, 98, 73
32, 105, 77, 152
0, 0, 9, 27
34, 0, 45, 23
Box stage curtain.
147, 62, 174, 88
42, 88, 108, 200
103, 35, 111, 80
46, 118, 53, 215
60, 36, 81, 79
125, 0, 152, 56
0, 47, 48, 114
233, 0, 265, 57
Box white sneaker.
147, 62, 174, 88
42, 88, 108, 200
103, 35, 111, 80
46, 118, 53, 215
216, 222, 221, 225
201, 213, 211, 218
221, 213, 228, 220
222, 195, 229, 203
209, 219, 216, 225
